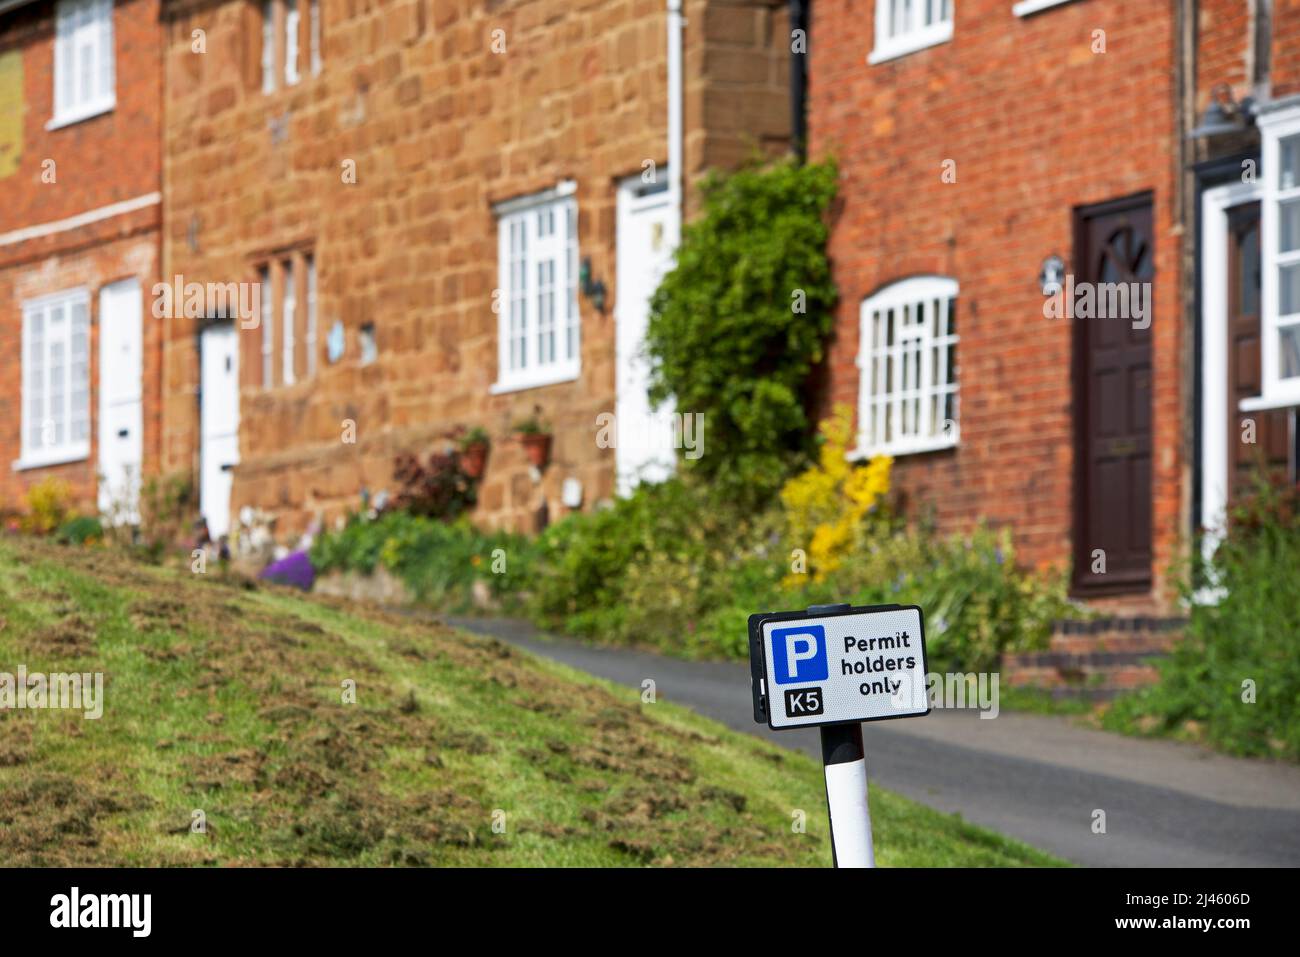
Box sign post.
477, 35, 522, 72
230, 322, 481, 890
748, 602, 930, 868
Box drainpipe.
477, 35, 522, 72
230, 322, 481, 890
1177, 0, 1195, 539
789, 0, 809, 161
667, 0, 684, 246
1251, 0, 1272, 98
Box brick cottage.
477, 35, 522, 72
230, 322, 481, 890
0, 0, 163, 522
156, 0, 792, 541
807, 0, 1300, 689
810, 0, 1298, 605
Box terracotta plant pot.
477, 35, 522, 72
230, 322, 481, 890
520, 432, 551, 469
461, 441, 489, 479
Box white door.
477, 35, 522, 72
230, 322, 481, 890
98, 278, 144, 523
199, 324, 240, 539
615, 175, 678, 495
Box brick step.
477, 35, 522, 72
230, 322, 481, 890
1005, 647, 1169, 669
1051, 615, 1187, 636
1001, 616, 1186, 700
1011, 685, 1142, 703
1048, 632, 1177, 655
1001, 661, 1162, 689
1046, 615, 1186, 655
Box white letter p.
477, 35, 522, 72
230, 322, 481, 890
786, 634, 818, 679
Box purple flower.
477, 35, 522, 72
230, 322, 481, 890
260, 551, 316, 591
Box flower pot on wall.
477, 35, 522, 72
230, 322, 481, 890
521, 433, 551, 469
461, 441, 489, 479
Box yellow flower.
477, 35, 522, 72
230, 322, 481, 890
778, 403, 893, 582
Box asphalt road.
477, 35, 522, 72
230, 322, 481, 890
445, 616, 1300, 867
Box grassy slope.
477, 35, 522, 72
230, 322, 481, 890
0, 537, 1062, 867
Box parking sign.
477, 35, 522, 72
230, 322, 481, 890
749, 604, 930, 730
770, 625, 830, 684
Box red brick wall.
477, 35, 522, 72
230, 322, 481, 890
809, 0, 1182, 603
1196, 0, 1250, 108
0, 0, 163, 516
0, 232, 162, 512
0, 0, 161, 231
1192, 0, 1300, 103
1272, 0, 1300, 98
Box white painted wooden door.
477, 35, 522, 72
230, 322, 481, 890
97, 278, 143, 523
199, 324, 240, 539
615, 175, 678, 495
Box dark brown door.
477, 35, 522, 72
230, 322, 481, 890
1073, 196, 1154, 594
1226, 202, 1293, 501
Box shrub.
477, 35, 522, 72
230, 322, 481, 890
854, 527, 1067, 672
527, 480, 697, 630
21, 477, 74, 534
1103, 477, 1300, 760
138, 473, 196, 552
525, 469, 1068, 670
511, 416, 549, 436
527, 477, 770, 652
392, 450, 476, 521
644, 158, 839, 501
311, 511, 535, 612
780, 404, 893, 584
54, 515, 103, 546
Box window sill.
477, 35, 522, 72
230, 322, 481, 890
262, 66, 326, 97
1239, 391, 1300, 412
491, 364, 580, 395
1012, 0, 1082, 17
46, 100, 116, 131
867, 23, 953, 65
13, 446, 90, 471
848, 434, 958, 459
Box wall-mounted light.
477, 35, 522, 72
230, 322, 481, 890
579, 257, 607, 313
1188, 85, 1256, 140
1039, 254, 1065, 297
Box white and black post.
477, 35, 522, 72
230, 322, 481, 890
751, 601, 927, 869
820, 722, 874, 868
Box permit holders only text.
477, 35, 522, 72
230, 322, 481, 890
748, 604, 931, 730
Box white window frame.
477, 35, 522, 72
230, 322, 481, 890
1243, 102, 1300, 412
852, 276, 960, 458
868, 0, 954, 65
17, 288, 91, 470
262, 0, 319, 94
305, 253, 318, 377
1012, 0, 1081, 17
261, 0, 276, 94
49, 0, 115, 130
284, 0, 301, 86
491, 181, 581, 394
259, 264, 273, 387
281, 258, 296, 385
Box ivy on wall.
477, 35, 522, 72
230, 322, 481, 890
645, 157, 839, 501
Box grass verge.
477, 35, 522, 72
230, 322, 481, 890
0, 536, 1062, 867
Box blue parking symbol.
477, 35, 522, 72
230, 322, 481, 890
771, 625, 829, 685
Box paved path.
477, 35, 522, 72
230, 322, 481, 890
445, 616, 1300, 867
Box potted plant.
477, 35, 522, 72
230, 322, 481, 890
514, 416, 552, 469
459, 426, 491, 479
